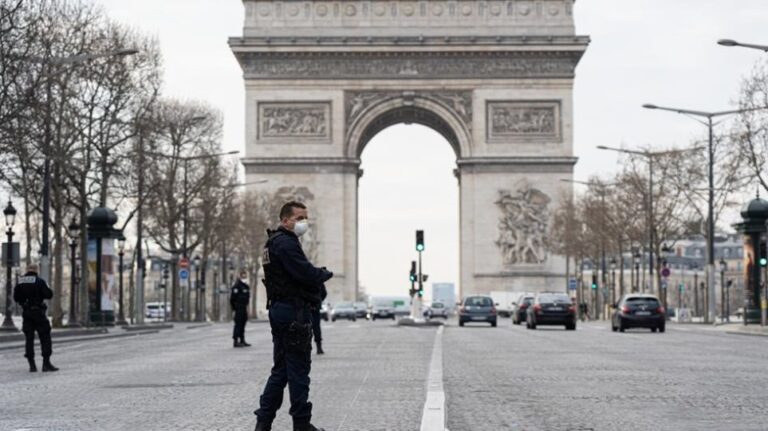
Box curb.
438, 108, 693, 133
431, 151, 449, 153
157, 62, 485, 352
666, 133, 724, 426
0, 330, 159, 352
186, 323, 212, 330
725, 330, 768, 338
0, 328, 107, 344
123, 324, 174, 332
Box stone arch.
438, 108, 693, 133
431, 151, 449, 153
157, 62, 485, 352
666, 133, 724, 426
345, 93, 472, 159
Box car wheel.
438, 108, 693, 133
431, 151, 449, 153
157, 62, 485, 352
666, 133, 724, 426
372, 316, 376, 321
491, 321, 497, 327
391, 316, 396, 320
651, 327, 657, 333
459, 320, 465, 327
618, 319, 625, 332
659, 324, 665, 333
331, 317, 336, 322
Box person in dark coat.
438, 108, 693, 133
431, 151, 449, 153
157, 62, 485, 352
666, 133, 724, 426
230, 269, 251, 348
254, 201, 333, 431
13, 263, 58, 372
310, 284, 327, 355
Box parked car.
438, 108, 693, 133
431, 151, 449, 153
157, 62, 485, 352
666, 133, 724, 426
369, 302, 396, 320
458, 296, 497, 327
354, 301, 368, 319
331, 302, 357, 322
612, 294, 665, 333
145, 302, 169, 319
511, 293, 535, 325
424, 301, 449, 319
320, 302, 330, 321
526, 292, 576, 330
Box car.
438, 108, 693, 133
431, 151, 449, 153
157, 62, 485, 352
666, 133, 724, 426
526, 292, 576, 330
331, 302, 357, 322
511, 293, 534, 325
458, 296, 497, 327
354, 301, 368, 319
369, 301, 396, 320
612, 294, 665, 333
145, 302, 169, 319
320, 302, 330, 321
424, 301, 449, 319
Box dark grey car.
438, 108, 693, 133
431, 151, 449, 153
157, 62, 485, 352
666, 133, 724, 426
458, 296, 497, 327
612, 294, 665, 333
526, 292, 576, 330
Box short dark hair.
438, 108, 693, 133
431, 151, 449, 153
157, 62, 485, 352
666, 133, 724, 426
279, 201, 306, 221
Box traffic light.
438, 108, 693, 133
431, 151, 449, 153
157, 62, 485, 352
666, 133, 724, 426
421, 274, 429, 283
760, 257, 768, 267
409, 261, 417, 282
416, 230, 425, 252
760, 242, 767, 267
591, 274, 597, 290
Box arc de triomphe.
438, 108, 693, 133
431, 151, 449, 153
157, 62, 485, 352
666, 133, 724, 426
230, 0, 589, 305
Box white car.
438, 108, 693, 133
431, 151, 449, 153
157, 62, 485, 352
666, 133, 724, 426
145, 302, 169, 319
424, 302, 449, 319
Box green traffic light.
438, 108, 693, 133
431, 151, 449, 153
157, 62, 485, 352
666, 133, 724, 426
591, 283, 597, 290
760, 257, 768, 267
416, 244, 425, 252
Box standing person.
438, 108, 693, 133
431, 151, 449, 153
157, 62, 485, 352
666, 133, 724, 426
254, 201, 333, 431
231, 269, 251, 348
310, 284, 327, 355
13, 263, 58, 372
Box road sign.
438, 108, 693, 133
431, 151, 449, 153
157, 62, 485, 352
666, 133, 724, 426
661, 267, 671, 278
179, 269, 189, 280
568, 278, 577, 290
179, 257, 190, 269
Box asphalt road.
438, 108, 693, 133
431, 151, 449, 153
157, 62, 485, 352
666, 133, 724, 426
1, 317, 766, 431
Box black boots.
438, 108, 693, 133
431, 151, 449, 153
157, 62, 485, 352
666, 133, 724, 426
42, 358, 59, 372
316, 341, 324, 355
293, 423, 325, 431
27, 357, 37, 373
234, 338, 252, 348
254, 421, 272, 431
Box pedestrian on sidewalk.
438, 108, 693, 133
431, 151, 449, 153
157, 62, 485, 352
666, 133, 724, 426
311, 284, 327, 355
231, 270, 252, 348
254, 201, 333, 431
13, 263, 58, 372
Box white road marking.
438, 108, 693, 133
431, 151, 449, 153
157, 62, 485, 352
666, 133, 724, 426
420, 325, 445, 431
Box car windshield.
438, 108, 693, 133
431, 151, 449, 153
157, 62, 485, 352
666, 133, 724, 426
465, 297, 492, 306
147, 305, 160, 309
337, 302, 353, 308
432, 303, 444, 308
538, 294, 571, 304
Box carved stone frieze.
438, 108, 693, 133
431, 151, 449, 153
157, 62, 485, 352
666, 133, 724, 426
495, 184, 551, 265
487, 101, 561, 142
237, 52, 581, 80
258, 102, 331, 140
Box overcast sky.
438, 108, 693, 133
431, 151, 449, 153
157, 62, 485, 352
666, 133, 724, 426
93, 0, 768, 298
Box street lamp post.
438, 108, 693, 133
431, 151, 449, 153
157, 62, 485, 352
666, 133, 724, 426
161, 263, 169, 323
194, 255, 201, 322
116, 235, 127, 326
67, 219, 80, 328
718, 39, 768, 52
719, 258, 727, 323
642, 104, 762, 323
610, 257, 617, 307
2, 200, 18, 331
632, 249, 640, 293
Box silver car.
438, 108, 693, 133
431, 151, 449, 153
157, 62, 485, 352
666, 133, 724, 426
424, 301, 449, 319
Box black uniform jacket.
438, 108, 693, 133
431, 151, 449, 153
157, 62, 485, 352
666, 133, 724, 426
265, 226, 333, 305
14, 272, 53, 310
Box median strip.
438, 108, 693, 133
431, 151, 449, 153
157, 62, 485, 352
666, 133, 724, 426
420, 325, 445, 431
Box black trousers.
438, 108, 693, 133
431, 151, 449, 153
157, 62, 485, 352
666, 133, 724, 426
233, 306, 248, 341
310, 308, 322, 343
255, 300, 313, 426
22, 308, 52, 360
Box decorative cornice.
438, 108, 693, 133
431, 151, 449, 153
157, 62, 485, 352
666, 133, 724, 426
242, 157, 361, 175
229, 35, 591, 48
232, 50, 584, 80
457, 156, 578, 166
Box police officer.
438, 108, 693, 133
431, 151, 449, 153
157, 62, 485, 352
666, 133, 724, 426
254, 201, 333, 431
13, 263, 58, 372
311, 284, 327, 355
230, 269, 251, 348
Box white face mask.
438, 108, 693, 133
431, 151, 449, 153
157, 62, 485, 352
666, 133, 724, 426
293, 220, 309, 237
